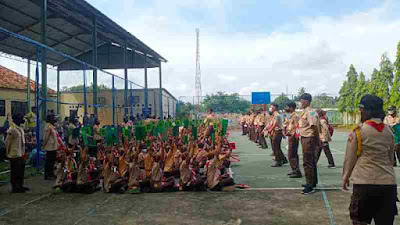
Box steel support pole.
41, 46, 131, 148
144, 53, 149, 118
112, 76, 115, 126
83, 67, 88, 125
40, 0, 47, 121
27, 58, 31, 112
92, 16, 98, 116
159, 62, 163, 120
130, 82, 133, 118
57, 68, 60, 114
167, 98, 170, 118
124, 39, 128, 118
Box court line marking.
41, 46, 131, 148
73, 194, 116, 225
318, 172, 336, 225
0, 193, 52, 217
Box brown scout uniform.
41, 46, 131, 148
271, 111, 286, 163
299, 106, 320, 186
285, 112, 301, 173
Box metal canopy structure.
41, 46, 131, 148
0, 0, 167, 66
57, 43, 160, 71
0, 0, 167, 121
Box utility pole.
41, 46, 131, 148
195, 28, 202, 118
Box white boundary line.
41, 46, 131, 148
0, 193, 52, 217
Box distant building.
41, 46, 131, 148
60, 88, 177, 125
0, 65, 56, 125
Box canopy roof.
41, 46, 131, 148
0, 0, 166, 69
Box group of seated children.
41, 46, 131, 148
53, 126, 235, 194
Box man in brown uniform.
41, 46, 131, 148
267, 103, 288, 167
315, 109, 336, 168
343, 95, 397, 225
384, 106, 400, 166
284, 101, 302, 178
257, 110, 268, 149
6, 114, 29, 193
299, 93, 320, 195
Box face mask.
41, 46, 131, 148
269, 107, 273, 112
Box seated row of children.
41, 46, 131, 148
53, 127, 235, 194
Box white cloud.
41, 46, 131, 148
1, 0, 399, 102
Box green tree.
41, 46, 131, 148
390, 41, 400, 108
201, 92, 250, 113
176, 101, 194, 118
272, 93, 291, 110
313, 93, 337, 108
368, 68, 380, 95
354, 71, 369, 109
374, 53, 394, 109
294, 87, 306, 101
61, 83, 111, 92
337, 65, 358, 113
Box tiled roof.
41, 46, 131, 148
0, 65, 56, 94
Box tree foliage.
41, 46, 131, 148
61, 83, 111, 92
313, 94, 337, 108
201, 92, 250, 113
272, 94, 291, 110
176, 101, 194, 118
338, 43, 400, 115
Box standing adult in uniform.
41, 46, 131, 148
315, 109, 336, 168
343, 95, 397, 225
43, 114, 60, 180
284, 101, 302, 178
6, 113, 29, 193
267, 103, 288, 167
384, 106, 400, 166
299, 93, 320, 195
258, 110, 268, 149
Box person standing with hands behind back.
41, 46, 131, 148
6, 113, 29, 193
343, 94, 397, 225
298, 93, 320, 195
43, 114, 60, 180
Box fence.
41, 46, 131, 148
0, 27, 178, 169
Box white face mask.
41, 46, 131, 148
269, 107, 273, 112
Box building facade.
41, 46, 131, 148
59, 88, 177, 125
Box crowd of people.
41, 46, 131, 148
240, 93, 335, 194
240, 93, 399, 224
4, 109, 236, 194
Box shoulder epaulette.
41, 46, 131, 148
352, 125, 362, 157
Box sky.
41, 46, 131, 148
1, 0, 400, 100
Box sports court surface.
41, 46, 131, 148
0, 130, 399, 225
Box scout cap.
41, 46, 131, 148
359, 94, 383, 111
299, 93, 312, 102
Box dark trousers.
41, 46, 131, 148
9, 157, 25, 190
45, 150, 57, 179
315, 142, 335, 166
258, 126, 268, 148
242, 124, 248, 135
301, 136, 318, 186
350, 184, 397, 225
272, 131, 286, 162
288, 136, 300, 173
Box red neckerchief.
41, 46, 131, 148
365, 120, 385, 132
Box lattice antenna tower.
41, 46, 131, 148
195, 28, 202, 107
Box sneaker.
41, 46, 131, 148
271, 162, 282, 167
287, 171, 295, 176
22, 186, 30, 191
302, 186, 315, 195
289, 173, 302, 178
327, 165, 336, 169
281, 158, 289, 165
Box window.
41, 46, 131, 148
133, 96, 140, 104
11, 101, 27, 117
0, 100, 5, 116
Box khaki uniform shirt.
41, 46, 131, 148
43, 123, 59, 151
205, 157, 220, 189
299, 106, 320, 137
343, 118, 396, 185
319, 118, 332, 143
285, 112, 299, 136
5, 125, 25, 158
180, 160, 192, 185
272, 111, 282, 131
384, 115, 400, 127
